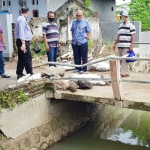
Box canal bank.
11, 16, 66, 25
0, 93, 100, 150
48, 106, 150, 150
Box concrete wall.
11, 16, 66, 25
100, 21, 141, 44
0, 94, 99, 149
91, 0, 116, 22
47, 0, 83, 12
0, 14, 13, 60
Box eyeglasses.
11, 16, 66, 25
76, 15, 82, 17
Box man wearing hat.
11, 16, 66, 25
113, 11, 136, 77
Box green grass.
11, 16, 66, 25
30, 42, 46, 56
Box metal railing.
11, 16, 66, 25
42, 55, 150, 100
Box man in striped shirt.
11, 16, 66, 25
42, 11, 61, 66
113, 11, 136, 77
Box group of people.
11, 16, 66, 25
0, 6, 135, 80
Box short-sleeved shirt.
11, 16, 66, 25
117, 21, 136, 48
0, 25, 4, 51
70, 18, 91, 45
42, 22, 59, 47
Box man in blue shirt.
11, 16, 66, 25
15, 6, 33, 79
70, 10, 91, 74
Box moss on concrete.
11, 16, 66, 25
128, 102, 150, 111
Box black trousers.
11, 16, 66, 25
16, 39, 33, 75
72, 42, 88, 71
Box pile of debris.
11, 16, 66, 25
41, 66, 111, 93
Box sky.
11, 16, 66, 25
116, 0, 131, 5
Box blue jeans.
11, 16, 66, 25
47, 47, 58, 66
0, 51, 5, 75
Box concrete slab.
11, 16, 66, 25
1, 64, 150, 111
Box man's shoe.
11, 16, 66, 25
1, 74, 11, 78
79, 71, 85, 74
17, 74, 25, 80
121, 74, 130, 77
74, 70, 80, 73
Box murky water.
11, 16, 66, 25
48, 106, 150, 150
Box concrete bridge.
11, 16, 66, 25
0, 56, 150, 149
1, 56, 150, 112
46, 71, 150, 112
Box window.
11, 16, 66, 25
19, 0, 26, 7
8, 1, 11, 6
33, 10, 39, 17
32, 0, 35, 5
3, 1, 5, 6
37, 0, 38, 5
111, 7, 114, 11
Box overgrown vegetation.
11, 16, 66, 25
0, 90, 29, 111
129, 0, 150, 31
82, 0, 91, 8
30, 41, 46, 56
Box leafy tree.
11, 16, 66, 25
129, 0, 150, 31
82, 0, 91, 8
122, 112, 150, 147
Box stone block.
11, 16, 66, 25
68, 124, 75, 133
30, 148, 38, 150
84, 116, 90, 123
40, 143, 48, 150
30, 133, 40, 147
45, 91, 53, 98
42, 128, 50, 137
115, 101, 123, 108
54, 91, 62, 99
53, 134, 61, 142
62, 130, 68, 137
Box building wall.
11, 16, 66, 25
100, 21, 141, 44
47, 0, 83, 12
91, 0, 116, 22
2, 0, 115, 23
0, 14, 13, 60
2, 0, 47, 22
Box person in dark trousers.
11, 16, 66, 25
0, 25, 10, 78
70, 10, 91, 74
15, 6, 33, 79
42, 11, 61, 67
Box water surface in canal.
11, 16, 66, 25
48, 106, 150, 150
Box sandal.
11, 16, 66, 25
121, 74, 130, 77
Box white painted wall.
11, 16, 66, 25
0, 14, 13, 60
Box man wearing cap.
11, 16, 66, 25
113, 11, 136, 77
15, 6, 33, 79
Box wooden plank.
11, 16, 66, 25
109, 60, 122, 100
